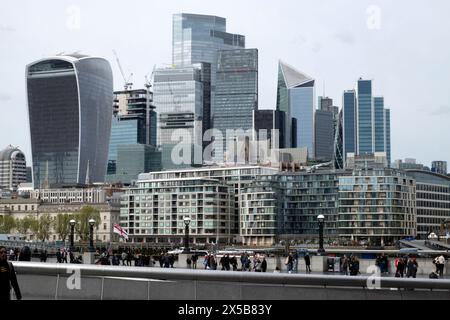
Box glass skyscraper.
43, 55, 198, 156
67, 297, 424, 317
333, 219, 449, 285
153, 64, 210, 169
107, 88, 158, 182
107, 114, 146, 175
26, 54, 113, 188
357, 79, 373, 154
314, 109, 334, 161
343, 90, 357, 163
276, 61, 315, 157
374, 96, 385, 153
172, 13, 245, 117
213, 49, 258, 163
342, 79, 391, 166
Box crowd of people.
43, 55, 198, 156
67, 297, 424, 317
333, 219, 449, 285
192, 253, 268, 272
2, 244, 448, 279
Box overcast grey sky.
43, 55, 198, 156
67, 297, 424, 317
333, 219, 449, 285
1, 0, 449, 166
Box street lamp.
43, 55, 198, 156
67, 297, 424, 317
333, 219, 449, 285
88, 219, 96, 253
69, 219, 76, 252
317, 215, 325, 255
183, 217, 191, 253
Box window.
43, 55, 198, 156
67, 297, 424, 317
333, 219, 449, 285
103, 223, 107, 230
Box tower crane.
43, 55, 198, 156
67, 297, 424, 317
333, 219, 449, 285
112, 50, 133, 91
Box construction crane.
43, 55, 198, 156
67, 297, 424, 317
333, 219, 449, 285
112, 50, 133, 91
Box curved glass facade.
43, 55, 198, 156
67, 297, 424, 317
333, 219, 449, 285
27, 56, 113, 188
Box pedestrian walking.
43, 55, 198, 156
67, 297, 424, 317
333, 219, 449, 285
191, 254, 198, 269
285, 253, 293, 274
292, 251, 299, 273
261, 257, 267, 273
186, 257, 192, 269
304, 253, 311, 273
341, 255, 349, 276
437, 255, 445, 277
406, 256, 418, 278
395, 257, 405, 278
230, 256, 238, 271
121, 251, 127, 266
0, 246, 21, 300
349, 256, 360, 276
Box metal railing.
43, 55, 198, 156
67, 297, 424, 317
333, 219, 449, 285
13, 262, 450, 291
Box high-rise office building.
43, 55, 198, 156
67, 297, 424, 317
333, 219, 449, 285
107, 88, 157, 181
254, 109, 286, 150
342, 79, 391, 166
212, 49, 258, 163
276, 61, 315, 157
315, 96, 339, 162
356, 79, 373, 155
26, 54, 113, 188
112, 89, 157, 146
0, 146, 27, 190
111, 144, 161, 184
432, 161, 447, 175
314, 109, 334, 162
153, 64, 210, 169
342, 90, 357, 164
385, 108, 391, 165
333, 110, 344, 169
172, 13, 245, 118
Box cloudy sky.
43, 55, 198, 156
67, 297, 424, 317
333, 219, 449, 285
1, 0, 449, 166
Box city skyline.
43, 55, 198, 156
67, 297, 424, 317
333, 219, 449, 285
1, 0, 450, 167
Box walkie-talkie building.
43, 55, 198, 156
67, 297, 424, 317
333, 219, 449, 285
26, 54, 113, 188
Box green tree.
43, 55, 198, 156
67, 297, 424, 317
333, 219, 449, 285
15, 216, 34, 236
29, 216, 40, 239
37, 214, 53, 242
53, 214, 73, 242
0, 215, 15, 234
75, 206, 101, 241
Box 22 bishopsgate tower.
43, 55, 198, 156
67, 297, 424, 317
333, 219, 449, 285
26, 54, 113, 188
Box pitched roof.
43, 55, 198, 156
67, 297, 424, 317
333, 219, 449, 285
279, 60, 314, 89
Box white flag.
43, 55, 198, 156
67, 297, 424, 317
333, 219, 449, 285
113, 224, 129, 240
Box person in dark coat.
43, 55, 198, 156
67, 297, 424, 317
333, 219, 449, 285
40, 250, 47, 263
304, 253, 311, 273
163, 254, 170, 268
406, 256, 418, 278
18, 246, 31, 262
285, 253, 293, 273
261, 257, 267, 273
0, 246, 21, 300
395, 257, 405, 278
349, 256, 360, 276
191, 254, 198, 269
230, 256, 238, 271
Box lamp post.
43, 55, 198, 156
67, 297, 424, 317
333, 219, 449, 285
183, 217, 191, 253
69, 219, 76, 252
317, 215, 325, 255
89, 219, 96, 253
